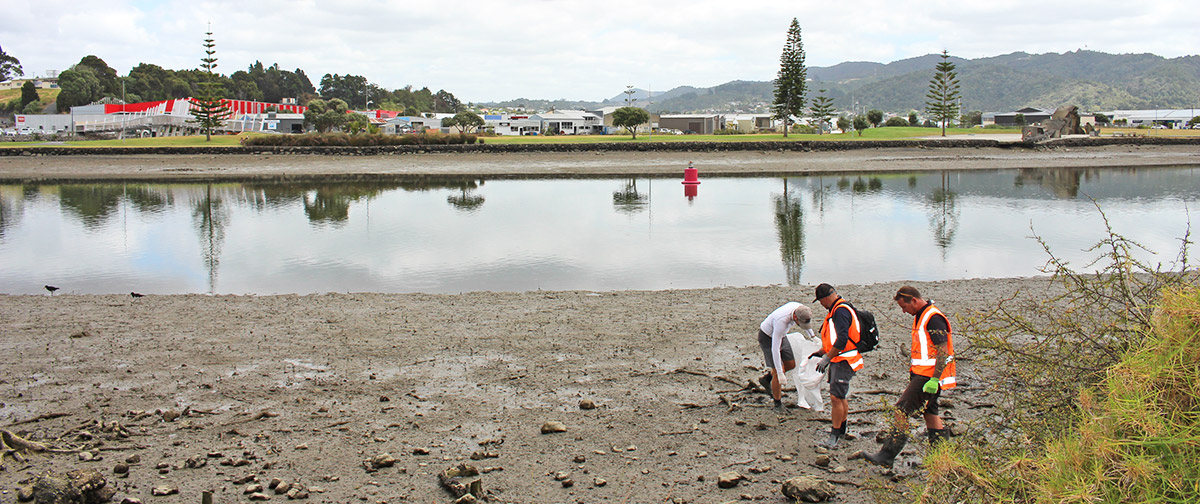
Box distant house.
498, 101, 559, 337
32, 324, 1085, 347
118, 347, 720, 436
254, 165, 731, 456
725, 113, 775, 133
533, 111, 603, 135
658, 114, 723, 134
1106, 109, 1196, 128
482, 114, 542, 136
991, 107, 1054, 126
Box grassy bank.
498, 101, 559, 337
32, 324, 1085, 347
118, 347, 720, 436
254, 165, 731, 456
920, 285, 1200, 503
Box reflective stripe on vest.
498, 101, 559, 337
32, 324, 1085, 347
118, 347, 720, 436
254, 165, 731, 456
910, 304, 956, 388
821, 300, 864, 371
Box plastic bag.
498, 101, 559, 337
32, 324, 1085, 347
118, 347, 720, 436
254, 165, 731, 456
785, 330, 825, 412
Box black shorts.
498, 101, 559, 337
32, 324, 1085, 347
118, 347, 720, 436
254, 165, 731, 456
827, 361, 855, 399
757, 329, 794, 369
896, 373, 941, 417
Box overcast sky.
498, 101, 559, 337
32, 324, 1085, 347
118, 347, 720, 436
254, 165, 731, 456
3, 0, 1198, 103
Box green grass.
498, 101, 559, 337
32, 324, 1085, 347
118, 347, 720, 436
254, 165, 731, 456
0, 133, 260, 148
482, 126, 1020, 144
0, 87, 60, 104
0, 126, 1022, 149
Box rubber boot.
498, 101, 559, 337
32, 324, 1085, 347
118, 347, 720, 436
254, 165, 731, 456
818, 425, 843, 449
926, 428, 949, 446
864, 431, 907, 468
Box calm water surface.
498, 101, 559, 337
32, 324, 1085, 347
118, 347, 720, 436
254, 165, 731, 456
1, 166, 1195, 295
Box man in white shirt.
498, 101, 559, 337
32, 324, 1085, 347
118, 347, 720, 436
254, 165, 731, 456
758, 302, 815, 414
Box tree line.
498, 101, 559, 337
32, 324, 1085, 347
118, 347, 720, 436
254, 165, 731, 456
2, 47, 462, 117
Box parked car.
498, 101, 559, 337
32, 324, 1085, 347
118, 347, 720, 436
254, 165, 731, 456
2, 128, 16, 136
18, 127, 32, 135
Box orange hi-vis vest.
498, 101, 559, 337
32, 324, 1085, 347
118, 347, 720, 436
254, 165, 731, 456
819, 299, 864, 371
911, 303, 956, 389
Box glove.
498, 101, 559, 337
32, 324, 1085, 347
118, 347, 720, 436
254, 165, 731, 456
922, 377, 940, 394
815, 353, 833, 373
808, 351, 824, 360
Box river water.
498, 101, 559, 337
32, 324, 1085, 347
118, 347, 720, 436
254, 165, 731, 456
1, 166, 1195, 295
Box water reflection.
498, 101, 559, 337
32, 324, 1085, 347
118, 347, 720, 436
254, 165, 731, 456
613, 178, 648, 213
0, 167, 1195, 295
927, 173, 960, 251
773, 180, 805, 285
193, 184, 227, 294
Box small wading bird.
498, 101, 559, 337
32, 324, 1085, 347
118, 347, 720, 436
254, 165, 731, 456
44, 285, 59, 295
130, 292, 144, 298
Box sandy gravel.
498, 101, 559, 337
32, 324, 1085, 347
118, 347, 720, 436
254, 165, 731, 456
1, 143, 1198, 181
0, 146, 1185, 503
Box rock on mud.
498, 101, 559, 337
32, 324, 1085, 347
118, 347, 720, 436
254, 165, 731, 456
782, 475, 836, 502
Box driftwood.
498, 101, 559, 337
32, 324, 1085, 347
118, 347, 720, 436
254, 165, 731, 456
0, 429, 48, 466
4, 412, 72, 427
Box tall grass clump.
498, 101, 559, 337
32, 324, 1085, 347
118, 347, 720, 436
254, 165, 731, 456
911, 202, 1197, 503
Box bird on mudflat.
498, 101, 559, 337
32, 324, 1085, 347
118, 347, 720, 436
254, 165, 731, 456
130, 292, 144, 298
44, 285, 59, 295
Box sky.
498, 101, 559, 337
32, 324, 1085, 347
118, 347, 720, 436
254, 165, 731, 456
2, 0, 1198, 104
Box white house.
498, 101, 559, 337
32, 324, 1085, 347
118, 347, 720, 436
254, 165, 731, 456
533, 111, 603, 135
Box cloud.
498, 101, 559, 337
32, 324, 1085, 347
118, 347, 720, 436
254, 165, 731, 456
2, 0, 1196, 102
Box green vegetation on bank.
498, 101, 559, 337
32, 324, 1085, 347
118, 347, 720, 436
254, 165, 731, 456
920, 285, 1200, 503
904, 207, 1199, 503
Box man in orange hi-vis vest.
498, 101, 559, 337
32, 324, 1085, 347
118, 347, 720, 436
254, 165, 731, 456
865, 285, 955, 467
811, 283, 865, 449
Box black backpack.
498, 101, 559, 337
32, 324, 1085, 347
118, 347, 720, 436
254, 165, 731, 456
844, 302, 880, 353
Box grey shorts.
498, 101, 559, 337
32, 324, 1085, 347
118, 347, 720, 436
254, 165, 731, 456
827, 361, 856, 399
758, 329, 794, 369
896, 373, 941, 417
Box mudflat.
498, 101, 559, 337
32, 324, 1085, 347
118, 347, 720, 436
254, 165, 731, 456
1, 277, 1046, 503
1, 143, 1198, 180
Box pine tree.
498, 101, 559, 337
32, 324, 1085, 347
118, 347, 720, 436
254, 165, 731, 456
809, 88, 836, 134
190, 27, 230, 141
925, 50, 961, 137
772, 18, 807, 138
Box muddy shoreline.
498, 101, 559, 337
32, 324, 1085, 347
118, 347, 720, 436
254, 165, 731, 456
1, 144, 1198, 183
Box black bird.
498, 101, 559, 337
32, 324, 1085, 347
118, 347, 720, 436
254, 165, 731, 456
130, 292, 144, 298
44, 285, 59, 295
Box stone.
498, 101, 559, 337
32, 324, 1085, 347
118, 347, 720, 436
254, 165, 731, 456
553, 471, 570, 481
287, 488, 309, 499
541, 421, 567, 434
245, 483, 264, 494
113, 463, 129, 474
831, 465, 848, 473
120, 499, 143, 504
125, 454, 141, 464
781, 475, 836, 502
78, 451, 95, 462
454, 494, 477, 504
152, 484, 180, 496
249, 492, 271, 501
275, 481, 292, 494
269, 478, 283, 489
593, 477, 607, 487
413, 447, 430, 455
371, 453, 397, 469
579, 398, 596, 410
949, 423, 968, 437
814, 454, 830, 467
717, 471, 744, 489
561, 478, 574, 488
17, 485, 33, 502
573, 455, 586, 463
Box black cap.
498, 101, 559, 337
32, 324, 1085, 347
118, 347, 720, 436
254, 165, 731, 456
813, 283, 835, 301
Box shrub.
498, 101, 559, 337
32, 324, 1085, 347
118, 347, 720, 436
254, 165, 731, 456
790, 124, 818, 135
884, 116, 909, 127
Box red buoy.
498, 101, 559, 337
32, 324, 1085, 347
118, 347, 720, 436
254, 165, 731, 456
682, 161, 700, 185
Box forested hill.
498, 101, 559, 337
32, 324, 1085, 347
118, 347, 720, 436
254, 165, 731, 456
482, 50, 1200, 114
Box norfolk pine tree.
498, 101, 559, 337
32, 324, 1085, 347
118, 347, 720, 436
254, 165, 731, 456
925, 49, 961, 137
772, 18, 806, 138
190, 28, 231, 141
809, 89, 836, 134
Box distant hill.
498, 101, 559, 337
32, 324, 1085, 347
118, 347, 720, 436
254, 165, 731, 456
478, 50, 1200, 114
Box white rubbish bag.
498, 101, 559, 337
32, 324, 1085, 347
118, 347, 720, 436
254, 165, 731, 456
785, 330, 825, 412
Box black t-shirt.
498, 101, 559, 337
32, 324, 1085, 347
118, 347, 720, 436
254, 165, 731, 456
831, 299, 853, 350
923, 306, 949, 345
